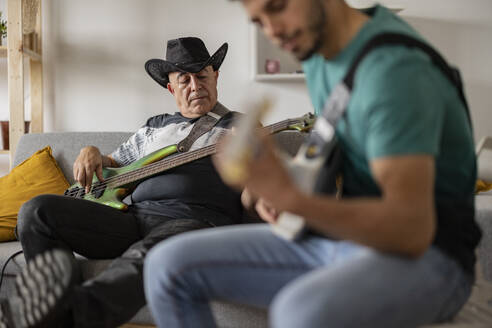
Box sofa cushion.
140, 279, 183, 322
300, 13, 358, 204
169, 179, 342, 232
13, 132, 133, 184
0, 146, 69, 241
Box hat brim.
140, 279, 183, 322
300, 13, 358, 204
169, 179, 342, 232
145, 42, 228, 88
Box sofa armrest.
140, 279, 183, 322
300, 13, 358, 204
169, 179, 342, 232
476, 195, 492, 282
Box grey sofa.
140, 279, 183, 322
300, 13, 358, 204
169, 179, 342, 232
1, 131, 492, 327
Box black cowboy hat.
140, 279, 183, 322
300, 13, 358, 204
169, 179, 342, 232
145, 37, 228, 88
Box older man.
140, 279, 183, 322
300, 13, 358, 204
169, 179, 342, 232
144, 1, 481, 328
0, 37, 243, 328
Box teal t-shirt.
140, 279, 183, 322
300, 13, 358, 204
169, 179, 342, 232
303, 5, 475, 201
303, 5, 480, 272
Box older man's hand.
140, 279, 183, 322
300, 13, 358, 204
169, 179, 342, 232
73, 146, 105, 193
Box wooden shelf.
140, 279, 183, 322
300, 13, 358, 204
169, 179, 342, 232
0, 46, 41, 61
356, 7, 402, 13
23, 48, 42, 61
3, 0, 43, 168
345, 1, 403, 12
255, 73, 305, 82
0, 150, 10, 155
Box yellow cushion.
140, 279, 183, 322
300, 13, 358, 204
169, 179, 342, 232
476, 179, 492, 194
0, 146, 69, 242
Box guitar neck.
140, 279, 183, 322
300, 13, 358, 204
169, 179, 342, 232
111, 143, 219, 188
104, 118, 300, 189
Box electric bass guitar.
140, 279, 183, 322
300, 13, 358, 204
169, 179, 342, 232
63, 113, 315, 210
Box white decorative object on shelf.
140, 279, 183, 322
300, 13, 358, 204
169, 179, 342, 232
255, 73, 305, 82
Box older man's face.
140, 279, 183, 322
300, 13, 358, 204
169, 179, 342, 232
167, 66, 219, 118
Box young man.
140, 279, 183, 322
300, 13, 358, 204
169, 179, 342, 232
144, 1, 481, 327
0, 37, 243, 328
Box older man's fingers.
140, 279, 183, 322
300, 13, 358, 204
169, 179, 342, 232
84, 166, 93, 193
95, 165, 104, 182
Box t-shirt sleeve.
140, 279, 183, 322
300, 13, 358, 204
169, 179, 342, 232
361, 49, 445, 159
110, 127, 148, 166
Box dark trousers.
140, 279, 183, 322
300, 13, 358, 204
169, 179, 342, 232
16, 194, 211, 328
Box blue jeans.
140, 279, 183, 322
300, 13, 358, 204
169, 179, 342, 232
144, 224, 473, 328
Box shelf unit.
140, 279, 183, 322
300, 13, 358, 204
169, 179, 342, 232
1, 0, 43, 168
250, 24, 305, 82
255, 73, 305, 82
250, 4, 403, 82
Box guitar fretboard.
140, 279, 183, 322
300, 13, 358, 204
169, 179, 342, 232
91, 118, 303, 190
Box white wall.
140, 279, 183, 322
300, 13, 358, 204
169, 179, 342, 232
39, 0, 311, 133
380, 0, 492, 142
0, 0, 491, 141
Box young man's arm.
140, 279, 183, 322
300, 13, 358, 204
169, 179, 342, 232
282, 155, 436, 257
232, 136, 435, 258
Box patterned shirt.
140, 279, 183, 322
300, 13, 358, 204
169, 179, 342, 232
110, 102, 243, 227
111, 102, 233, 166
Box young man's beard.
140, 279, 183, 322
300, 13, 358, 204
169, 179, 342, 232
297, 0, 326, 61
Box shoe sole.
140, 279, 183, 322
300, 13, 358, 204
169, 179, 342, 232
0, 249, 77, 328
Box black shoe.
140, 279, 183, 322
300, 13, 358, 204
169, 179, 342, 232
0, 249, 78, 328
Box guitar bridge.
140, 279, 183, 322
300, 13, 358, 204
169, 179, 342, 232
64, 187, 86, 198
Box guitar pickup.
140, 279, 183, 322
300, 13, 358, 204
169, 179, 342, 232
90, 183, 106, 199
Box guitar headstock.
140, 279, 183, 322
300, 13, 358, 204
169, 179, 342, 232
285, 113, 316, 132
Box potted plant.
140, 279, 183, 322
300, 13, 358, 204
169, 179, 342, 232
0, 12, 7, 46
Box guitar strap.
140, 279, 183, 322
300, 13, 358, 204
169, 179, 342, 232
176, 102, 230, 153
274, 32, 473, 240
300, 32, 472, 194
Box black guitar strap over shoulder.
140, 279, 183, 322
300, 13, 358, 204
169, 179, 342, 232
344, 32, 472, 126
301, 32, 472, 194
176, 102, 230, 153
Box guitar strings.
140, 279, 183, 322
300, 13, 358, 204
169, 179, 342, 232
65, 119, 295, 198
102, 120, 291, 188
65, 119, 293, 197
64, 142, 218, 197
64, 120, 292, 197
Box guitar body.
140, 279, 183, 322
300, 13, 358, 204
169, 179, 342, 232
64, 145, 178, 210
76, 166, 130, 211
